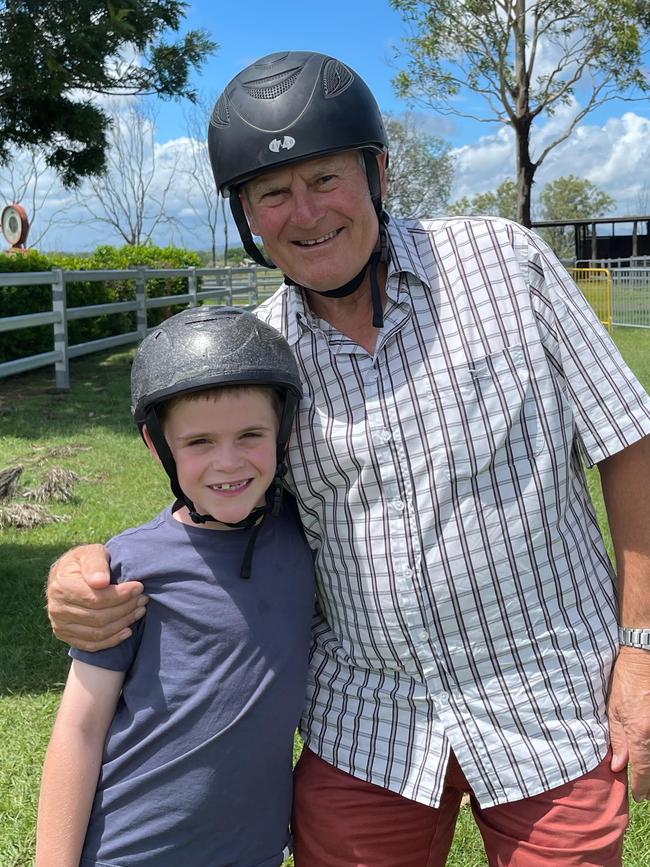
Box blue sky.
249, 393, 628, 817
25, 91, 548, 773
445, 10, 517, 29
153, 0, 413, 141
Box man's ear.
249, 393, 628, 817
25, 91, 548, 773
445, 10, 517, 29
239, 188, 260, 237
142, 425, 162, 466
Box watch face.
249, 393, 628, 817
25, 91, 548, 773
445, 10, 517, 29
1, 204, 28, 246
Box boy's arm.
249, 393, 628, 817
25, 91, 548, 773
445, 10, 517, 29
36, 660, 125, 867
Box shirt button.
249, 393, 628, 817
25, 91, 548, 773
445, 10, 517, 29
416, 629, 428, 643
402, 567, 413, 579
438, 692, 449, 705
393, 500, 405, 512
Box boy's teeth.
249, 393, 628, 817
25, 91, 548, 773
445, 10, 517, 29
215, 481, 246, 490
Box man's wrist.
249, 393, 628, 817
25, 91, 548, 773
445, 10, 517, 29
618, 626, 650, 650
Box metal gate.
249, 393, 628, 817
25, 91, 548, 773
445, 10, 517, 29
568, 267, 612, 332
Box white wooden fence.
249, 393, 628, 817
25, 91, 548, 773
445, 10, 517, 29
0, 266, 282, 389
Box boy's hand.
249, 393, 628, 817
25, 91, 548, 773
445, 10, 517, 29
47, 544, 147, 651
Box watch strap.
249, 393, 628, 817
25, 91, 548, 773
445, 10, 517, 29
618, 626, 650, 650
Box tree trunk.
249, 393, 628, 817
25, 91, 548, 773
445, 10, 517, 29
513, 0, 534, 228
515, 124, 535, 228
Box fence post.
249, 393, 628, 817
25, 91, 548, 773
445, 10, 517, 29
135, 267, 147, 341
52, 269, 69, 390
188, 267, 198, 307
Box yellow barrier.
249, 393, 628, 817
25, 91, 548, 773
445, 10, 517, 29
567, 267, 612, 332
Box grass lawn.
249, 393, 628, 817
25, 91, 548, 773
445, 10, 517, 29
1, 329, 650, 866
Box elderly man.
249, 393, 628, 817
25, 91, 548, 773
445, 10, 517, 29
48, 51, 650, 866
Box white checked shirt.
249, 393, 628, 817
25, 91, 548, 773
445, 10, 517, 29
256, 215, 650, 808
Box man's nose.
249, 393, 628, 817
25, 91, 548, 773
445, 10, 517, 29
291, 188, 323, 226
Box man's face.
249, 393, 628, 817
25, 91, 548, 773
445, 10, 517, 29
242, 150, 386, 293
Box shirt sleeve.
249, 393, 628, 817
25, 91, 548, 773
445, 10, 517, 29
69, 541, 143, 673
525, 229, 650, 466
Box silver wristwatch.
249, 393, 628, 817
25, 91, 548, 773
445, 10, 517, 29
618, 626, 650, 650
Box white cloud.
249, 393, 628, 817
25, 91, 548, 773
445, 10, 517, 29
451, 110, 650, 216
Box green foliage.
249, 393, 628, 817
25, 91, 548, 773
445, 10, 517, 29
383, 112, 454, 217
0, 1, 216, 185
0, 245, 201, 363
539, 175, 616, 259
449, 179, 518, 221
390, 0, 650, 226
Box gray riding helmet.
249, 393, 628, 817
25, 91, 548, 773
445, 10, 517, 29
131, 306, 302, 520
207, 50, 388, 267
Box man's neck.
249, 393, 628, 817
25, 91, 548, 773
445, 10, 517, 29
304, 262, 387, 355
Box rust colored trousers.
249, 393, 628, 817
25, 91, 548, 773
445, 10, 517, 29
292, 747, 628, 867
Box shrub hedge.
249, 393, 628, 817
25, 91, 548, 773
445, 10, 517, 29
0, 245, 202, 363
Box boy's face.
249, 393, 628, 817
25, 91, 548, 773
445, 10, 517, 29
150, 389, 279, 528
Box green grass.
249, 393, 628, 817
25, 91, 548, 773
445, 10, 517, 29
1, 329, 649, 865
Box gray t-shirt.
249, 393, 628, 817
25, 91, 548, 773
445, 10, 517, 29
71, 501, 315, 866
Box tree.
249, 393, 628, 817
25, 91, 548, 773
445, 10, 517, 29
449, 179, 517, 221
182, 98, 223, 266
0, 1, 215, 185
75, 100, 180, 246
0, 144, 68, 248
383, 112, 454, 217
390, 0, 650, 227
538, 174, 615, 259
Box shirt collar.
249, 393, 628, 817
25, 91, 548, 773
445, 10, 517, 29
384, 216, 432, 300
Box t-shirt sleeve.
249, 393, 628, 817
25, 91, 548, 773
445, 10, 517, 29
69, 539, 143, 672
526, 230, 650, 466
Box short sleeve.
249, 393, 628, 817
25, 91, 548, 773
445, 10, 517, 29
69, 540, 144, 672
527, 231, 650, 466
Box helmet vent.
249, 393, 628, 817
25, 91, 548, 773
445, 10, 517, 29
242, 67, 301, 100
209, 94, 230, 128
322, 59, 353, 98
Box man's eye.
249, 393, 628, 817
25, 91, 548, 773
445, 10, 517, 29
188, 438, 208, 446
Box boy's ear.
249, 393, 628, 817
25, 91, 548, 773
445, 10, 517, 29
142, 425, 162, 466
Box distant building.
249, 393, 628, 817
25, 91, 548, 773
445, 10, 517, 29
531, 216, 650, 263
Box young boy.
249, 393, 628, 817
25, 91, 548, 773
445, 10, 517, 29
36, 307, 315, 867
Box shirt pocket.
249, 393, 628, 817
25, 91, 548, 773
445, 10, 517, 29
433, 345, 543, 481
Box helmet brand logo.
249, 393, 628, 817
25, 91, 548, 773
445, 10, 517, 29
269, 136, 296, 153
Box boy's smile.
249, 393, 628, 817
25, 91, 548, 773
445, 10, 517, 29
151, 389, 279, 529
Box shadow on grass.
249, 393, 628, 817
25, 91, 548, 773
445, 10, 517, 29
0, 542, 72, 695
0, 348, 135, 442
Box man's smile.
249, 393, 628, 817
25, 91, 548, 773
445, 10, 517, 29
294, 228, 341, 247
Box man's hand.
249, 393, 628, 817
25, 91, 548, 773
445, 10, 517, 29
47, 544, 147, 651
608, 646, 650, 801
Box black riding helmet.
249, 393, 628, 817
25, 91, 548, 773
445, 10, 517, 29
131, 306, 302, 575
207, 51, 390, 326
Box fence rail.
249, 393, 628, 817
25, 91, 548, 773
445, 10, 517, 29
0, 265, 282, 388
1, 261, 650, 388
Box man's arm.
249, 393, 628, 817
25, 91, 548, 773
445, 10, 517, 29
598, 434, 650, 801
36, 660, 125, 866
47, 544, 146, 651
